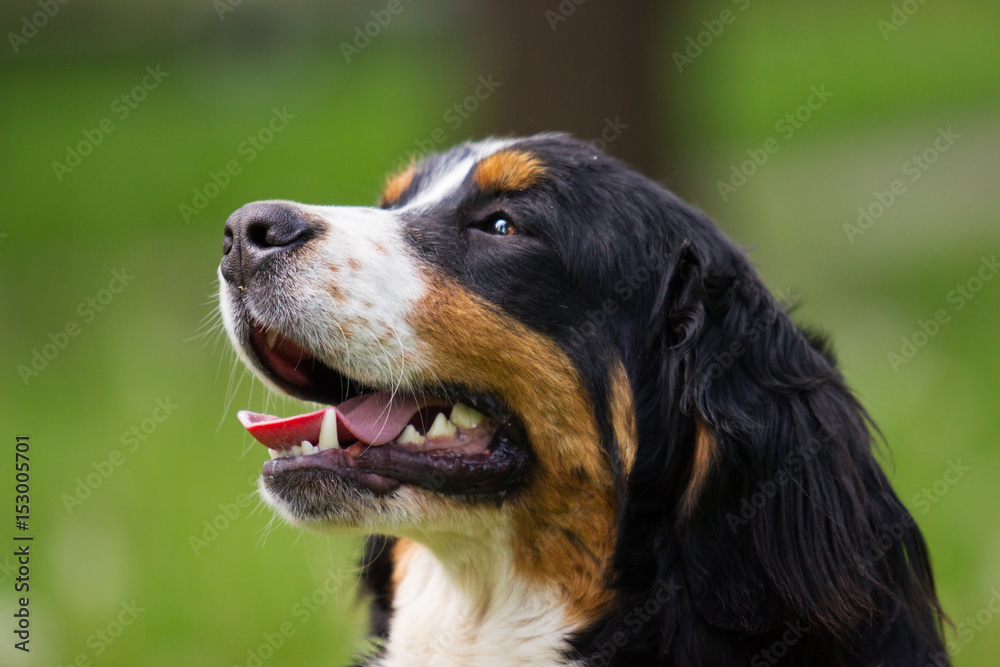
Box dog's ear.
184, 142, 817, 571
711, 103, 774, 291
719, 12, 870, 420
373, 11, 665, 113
632, 237, 944, 642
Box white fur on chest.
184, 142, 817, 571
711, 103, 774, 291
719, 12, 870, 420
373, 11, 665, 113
374, 541, 579, 667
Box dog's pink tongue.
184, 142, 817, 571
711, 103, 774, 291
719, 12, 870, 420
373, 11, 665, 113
238, 392, 425, 450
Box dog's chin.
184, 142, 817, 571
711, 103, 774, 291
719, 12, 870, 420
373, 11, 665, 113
258, 469, 498, 539
257, 474, 407, 533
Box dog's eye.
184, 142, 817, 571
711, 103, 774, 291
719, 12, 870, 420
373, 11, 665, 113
475, 214, 517, 236
492, 218, 514, 235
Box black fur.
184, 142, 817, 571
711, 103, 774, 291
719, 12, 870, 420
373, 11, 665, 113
360, 534, 397, 640
368, 134, 948, 666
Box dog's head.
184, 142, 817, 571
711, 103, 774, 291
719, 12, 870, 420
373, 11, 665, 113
219, 134, 944, 660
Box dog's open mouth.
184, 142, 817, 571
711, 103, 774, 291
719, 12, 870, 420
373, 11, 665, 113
240, 321, 530, 496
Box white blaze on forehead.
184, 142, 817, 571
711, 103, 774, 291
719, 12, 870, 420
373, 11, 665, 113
402, 138, 514, 211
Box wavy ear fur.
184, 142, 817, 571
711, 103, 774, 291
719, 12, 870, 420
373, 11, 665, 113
598, 201, 947, 665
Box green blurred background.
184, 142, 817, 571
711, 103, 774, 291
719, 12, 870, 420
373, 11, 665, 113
1, 1, 998, 665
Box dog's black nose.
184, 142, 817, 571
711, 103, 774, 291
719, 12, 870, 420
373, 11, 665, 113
221, 202, 314, 287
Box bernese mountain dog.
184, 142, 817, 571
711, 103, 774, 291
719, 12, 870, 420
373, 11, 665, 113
218, 134, 948, 666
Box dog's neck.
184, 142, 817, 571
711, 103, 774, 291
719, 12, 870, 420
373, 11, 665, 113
375, 533, 580, 667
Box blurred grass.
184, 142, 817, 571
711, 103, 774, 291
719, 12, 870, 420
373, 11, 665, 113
1, 2, 999, 665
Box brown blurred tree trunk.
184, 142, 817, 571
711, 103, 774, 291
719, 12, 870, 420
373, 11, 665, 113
483, 0, 682, 186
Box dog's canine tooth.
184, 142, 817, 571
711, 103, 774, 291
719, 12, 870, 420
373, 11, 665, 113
265, 329, 279, 349
398, 424, 426, 445
318, 409, 340, 450
426, 413, 458, 439
450, 403, 486, 429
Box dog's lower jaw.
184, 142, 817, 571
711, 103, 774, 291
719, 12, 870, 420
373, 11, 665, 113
373, 535, 584, 667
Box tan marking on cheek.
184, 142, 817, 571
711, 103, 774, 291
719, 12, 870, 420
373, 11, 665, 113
609, 363, 637, 475
473, 150, 546, 194
347, 258, 361, 271
408, 277, 616, 625
380, 163, 416, 207
374, 242, 389, 256
514, 469, 617, 626
682, 419, 717, 516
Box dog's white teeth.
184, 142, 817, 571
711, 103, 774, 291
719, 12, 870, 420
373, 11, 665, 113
301, 440, 317, 456
318, 409, 340, 450
450, 403, 486, 429
268, 446, 298, 459
398, 424, 426, 445
426, 413, 458, 439
265, 329, 280, 349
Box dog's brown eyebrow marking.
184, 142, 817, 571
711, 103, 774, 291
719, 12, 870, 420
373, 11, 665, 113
380, 162, 416, 207
473, 149, 546, 195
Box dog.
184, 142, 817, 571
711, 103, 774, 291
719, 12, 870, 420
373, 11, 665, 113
218, 134, 948, 666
